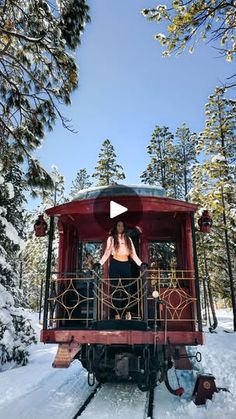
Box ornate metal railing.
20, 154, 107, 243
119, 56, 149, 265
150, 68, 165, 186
147, 269, 197, 323
43, 268, 198, 330
92, 273, 146, 321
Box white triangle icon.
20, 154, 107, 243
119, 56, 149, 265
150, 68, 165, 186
110, 201, 128, 219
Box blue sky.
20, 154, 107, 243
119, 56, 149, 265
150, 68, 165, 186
30, 0, 232, 208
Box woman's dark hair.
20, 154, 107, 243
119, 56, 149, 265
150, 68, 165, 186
111, 220, 132, 252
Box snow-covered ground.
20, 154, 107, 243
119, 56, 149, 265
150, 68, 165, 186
152, 309, 236, 419
0, 309, 235, 419
0, 313, 92, 419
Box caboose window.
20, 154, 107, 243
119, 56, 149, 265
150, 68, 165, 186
78, 241, 103, 271
148, 241, 177, 269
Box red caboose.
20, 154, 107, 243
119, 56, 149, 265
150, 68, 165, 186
41, 184, 203, 392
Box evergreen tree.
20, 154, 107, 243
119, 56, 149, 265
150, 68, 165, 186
0, 283, 36, 368
70, 168, 92, 198
21, 212, 48, 312
21, 165, 65, 311
0, 158, 37, 368
140, 125, 178, 196
0, 0, 90, 367
0, 0, 90, 190
141, 124, 197, 200
0, 149, 26, 300
142, 1, 236, 71
140, 160, 161, 186
175, 124, 197, 200
189, 87, 236, 328
92, 139, 125, 186
40, 165, 65, 206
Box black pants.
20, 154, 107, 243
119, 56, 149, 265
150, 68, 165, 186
109, 259, 131, 316
109, 258, 131, 278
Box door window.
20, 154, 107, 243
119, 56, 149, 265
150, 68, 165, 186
78, 241, 103, 271
148, 241, 177, 269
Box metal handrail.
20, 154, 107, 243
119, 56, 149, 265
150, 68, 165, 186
43, 268, 198, 328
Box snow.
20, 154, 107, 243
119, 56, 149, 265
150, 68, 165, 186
0, 291, 37, 370
0, 251, 13, 276
5, 182, 14, 199
80, 383, 147, 419
211, 154, 226, 163
0, 312, 92, 418
0, 208, 25, 251
0, 174, 14, 198
0, 308, 13, 331
153, 309, 236, 418
0, 309, 235, 418
229, 207, 236, 218
0, 284, 14, 308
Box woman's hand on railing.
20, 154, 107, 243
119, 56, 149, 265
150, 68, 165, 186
140, 262, 148, 271
92, 262, 101, 272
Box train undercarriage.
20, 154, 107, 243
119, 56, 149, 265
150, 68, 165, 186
80, 342, 173, 392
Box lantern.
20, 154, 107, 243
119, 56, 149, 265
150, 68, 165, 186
34, 215, 48, 237
198, 210, 213, 233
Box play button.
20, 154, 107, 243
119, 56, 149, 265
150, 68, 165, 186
93, 184, 143, 232
110, 201, 128, 218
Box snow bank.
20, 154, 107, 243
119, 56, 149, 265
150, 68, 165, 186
0, 287, 37, 371
154, 309, 236, 418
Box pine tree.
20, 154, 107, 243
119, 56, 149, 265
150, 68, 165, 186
92, 139, 125, 186
189, 87, 236, 329
70, 168, 92, 198
0, 150, 26, 300
21, 212, 48, 311
140, 125, 179, 196
141, 124, 197, 200
0, 158, 37, 368
175, 124, 197, 200
140, 160, 161, 186
40, 165, 65, 206
142, 2, 236, 72
0, 0, 90, 190
21, 165, 65, 311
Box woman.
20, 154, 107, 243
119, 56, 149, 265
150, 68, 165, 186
99, 220, 142, 319
99, 220, 142, 275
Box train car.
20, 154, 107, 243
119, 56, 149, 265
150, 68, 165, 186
40, 184, 204, 393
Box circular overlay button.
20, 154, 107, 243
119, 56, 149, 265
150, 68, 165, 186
93, 184, 143, 232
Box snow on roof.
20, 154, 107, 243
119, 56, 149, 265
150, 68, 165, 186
72, 183, 165, 201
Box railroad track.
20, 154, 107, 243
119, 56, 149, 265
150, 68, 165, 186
72, 383, 102, 418
146, 388, 154, 419
72, 382, 155, 419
